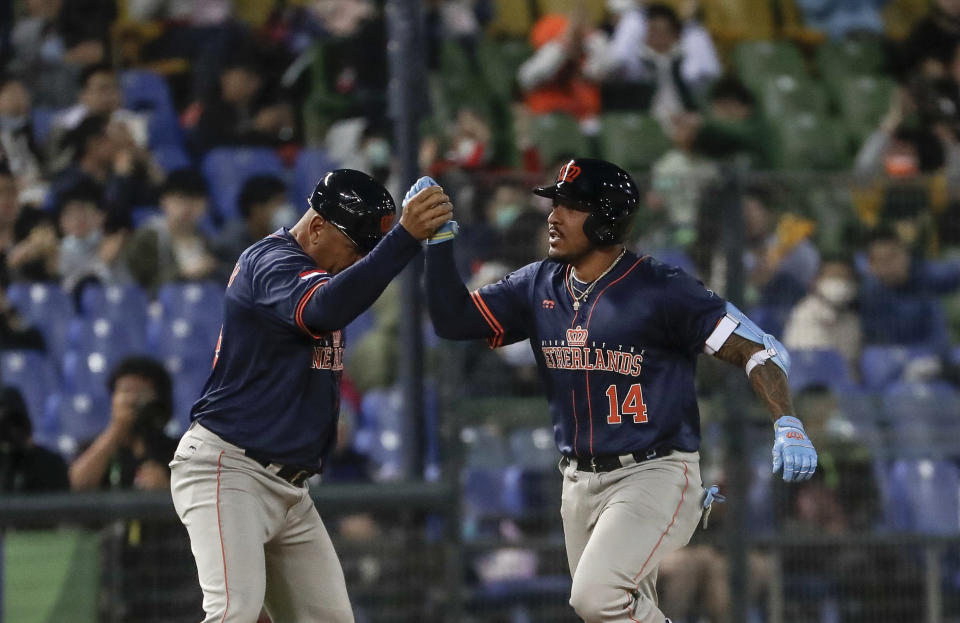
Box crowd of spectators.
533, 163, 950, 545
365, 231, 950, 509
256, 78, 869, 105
0, 1, 959, 621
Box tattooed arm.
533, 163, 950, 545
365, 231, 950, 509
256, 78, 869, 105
712, 333, 793, 423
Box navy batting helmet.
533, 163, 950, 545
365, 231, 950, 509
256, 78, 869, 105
533, 158, 640, 246
309, 169, 396, 253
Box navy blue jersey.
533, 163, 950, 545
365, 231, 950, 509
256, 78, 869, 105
192, 226, 421, 469
427, 244, 726, 457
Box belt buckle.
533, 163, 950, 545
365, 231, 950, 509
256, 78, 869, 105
645, 448, 657, 461
590, 456, 600, 473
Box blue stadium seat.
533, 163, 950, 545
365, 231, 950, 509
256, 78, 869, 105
156, 282, 224, 333
357, 387, 408, 480
0, 350, 60, 446
290, 148, 338, 208
501, 466, 553, 518
31, 106, 60, 146
66, 316, 148, 361
120, 70, 184, 148
61, 348, 118, 397
6, 282, 73, 360
46, 390, 111, 451
859, 345, 937, 391
79, 283, 149, 320
148, 316, 219, 382
883, 381, 960, 458
168, 369, 207, 434
202, 148, 287, 225
152, 143, 193, 173
876, 459, 960, 534
789, 348, 853, 394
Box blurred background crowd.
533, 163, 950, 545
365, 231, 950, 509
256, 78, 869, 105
2, 0, 960, 622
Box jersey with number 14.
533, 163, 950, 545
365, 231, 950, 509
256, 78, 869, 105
470, 250, 726, 458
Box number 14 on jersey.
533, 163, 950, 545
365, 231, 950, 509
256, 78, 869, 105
605, 384, 648, 424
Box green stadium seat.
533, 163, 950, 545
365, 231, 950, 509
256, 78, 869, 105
731, 40, 807, 95
774, 112, 850, 170
477, 37, 531, 100
816, 36, 887, 78
761, 74, 829, 119
530, 113, 590, 166
598, 113, 671, 172
835, 75, 895, 145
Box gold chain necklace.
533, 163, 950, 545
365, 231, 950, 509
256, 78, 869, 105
569, 249, 627, 311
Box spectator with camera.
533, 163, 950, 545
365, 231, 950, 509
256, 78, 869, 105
68, 356, 177, 492
0, 386, 68, 493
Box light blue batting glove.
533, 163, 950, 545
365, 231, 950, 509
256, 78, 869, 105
403, 176, 459, 245
772, 416, 818, 482
402, 176, 439, 208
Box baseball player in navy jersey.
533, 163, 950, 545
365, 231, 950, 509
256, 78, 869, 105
168, 169, 453, 623
416, 158, 818, 623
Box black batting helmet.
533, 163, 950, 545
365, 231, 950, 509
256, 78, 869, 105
309, 169, 397, 253
533, 158, 640, 246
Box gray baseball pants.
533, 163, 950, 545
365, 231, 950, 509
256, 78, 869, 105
561, 451, 704, 623
170, 423, 353, 623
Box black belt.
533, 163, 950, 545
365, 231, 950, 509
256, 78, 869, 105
247, 454, 318, 486
565, 448, 673, 473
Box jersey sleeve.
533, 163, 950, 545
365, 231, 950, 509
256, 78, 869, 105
471, 264, 537, 348
247, 247, 333, 338
658, 265, 727, 354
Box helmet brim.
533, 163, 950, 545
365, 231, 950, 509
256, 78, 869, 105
533, 184, 558, 198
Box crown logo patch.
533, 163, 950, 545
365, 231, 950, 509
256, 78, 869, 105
558, 162, 581, 183
566, 325, 588, 347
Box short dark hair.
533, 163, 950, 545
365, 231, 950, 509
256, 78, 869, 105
865, 224, 903, 249
107, 356, 173, 414
65, 114, 109, 161
58, 177, 104, 212
646, 3, 682, 34
160, 168, 208, 199
709, 75, 755, 108
238, 174, 286, 219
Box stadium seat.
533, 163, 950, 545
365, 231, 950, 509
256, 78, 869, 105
859, 344, 936, 391
291, 148, 338, 210
598, 113, 671, 172
731, 40, 805, 94
46, 390, 111, 452
816, 36, 887, 81
0, 350, 60, 446
477, 37, 531, 100
168, 369, 207, 434
156, 282, 224, 336
882, 380, 960, 424
529, 113, 590, 168
61, 348, 119, 397
201, 148, 287, 225
761, 75, 829, 119
66, 315, 148, 360
773, 112, 849, 170
120, 70, 184, 149
876, 459, 960, 534
788, 348, 853, 394
152, 143, 193, 173
6, 282, 73, 361
79, 282, 148, 320
31, 106, 59, 147
834, 75, 895, 145
502, 465, 554, 518
357, 387, 408, 481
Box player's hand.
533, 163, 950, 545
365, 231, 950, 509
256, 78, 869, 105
399, 183, 453, 241
772, 416, 817, 482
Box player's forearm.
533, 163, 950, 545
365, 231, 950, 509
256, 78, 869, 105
714, 333, 794, 421
424, 241, 496, 340
303, 226, 422, 333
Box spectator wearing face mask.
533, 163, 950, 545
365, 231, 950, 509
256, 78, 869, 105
56, 177, 131, 293
783, 256, 862, 371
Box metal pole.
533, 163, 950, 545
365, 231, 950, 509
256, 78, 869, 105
924, 545, 943, 623
720, 167, 750, 623
386, 0, 427, 479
